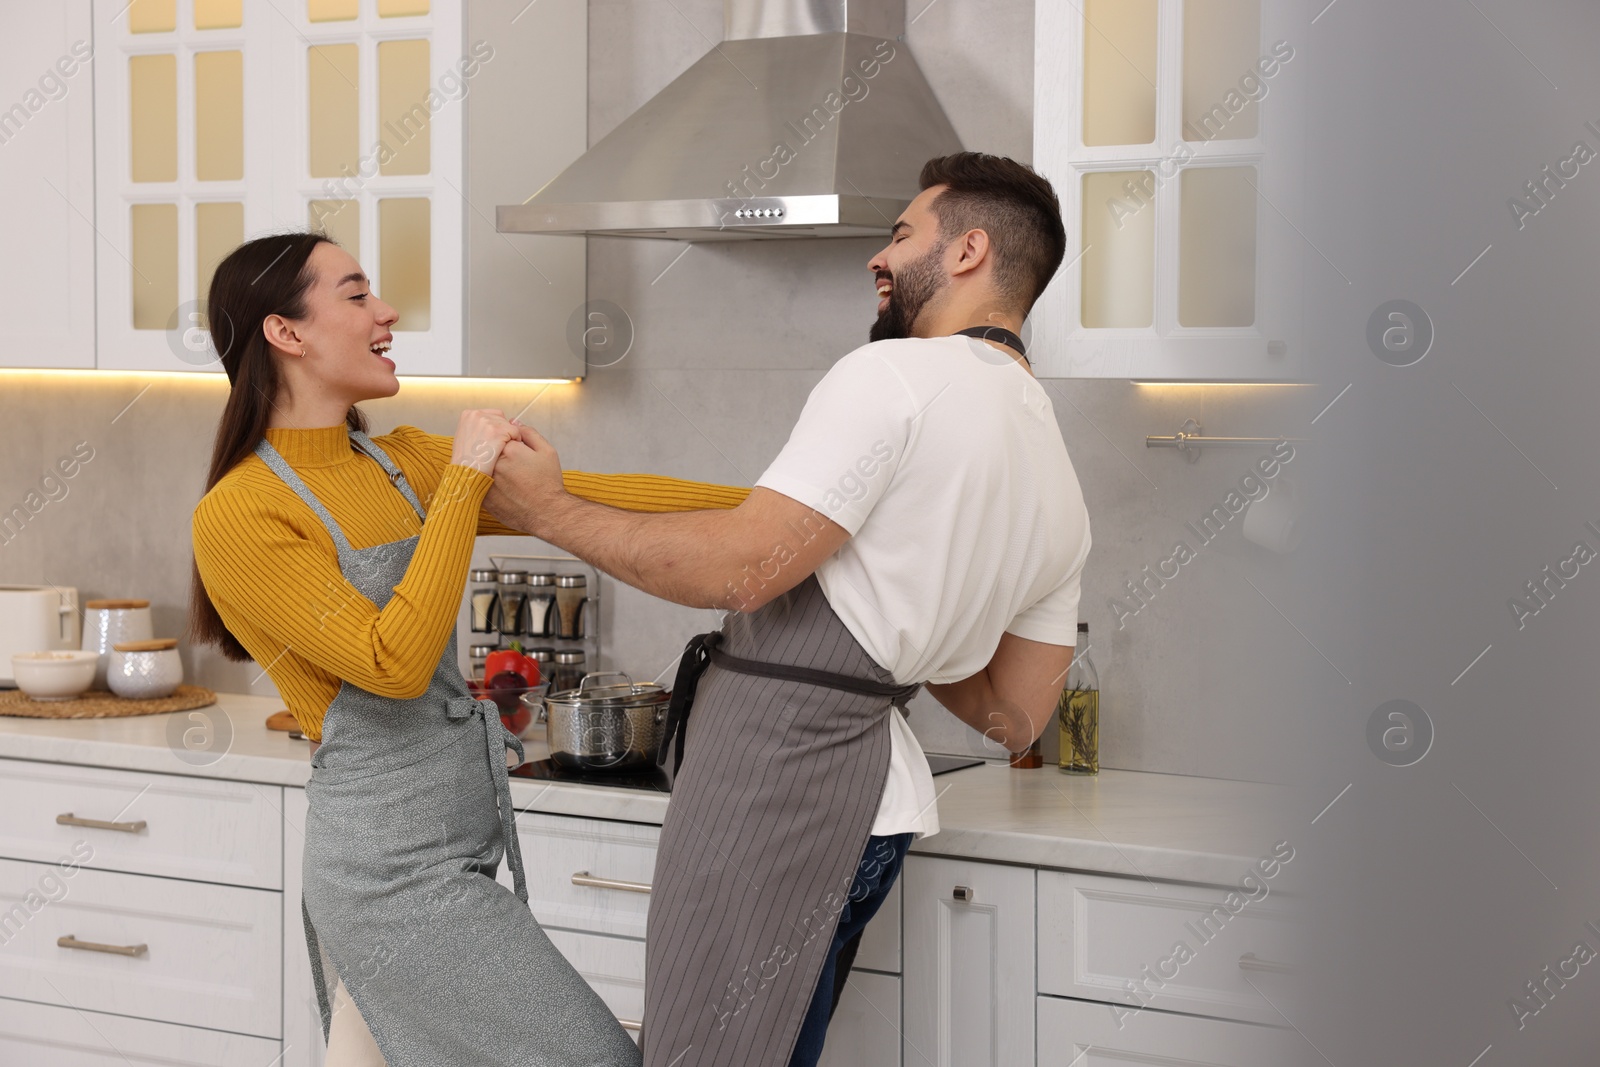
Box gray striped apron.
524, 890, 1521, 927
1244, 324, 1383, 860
254, 431, 641, 1067
642, 576, 918, 1067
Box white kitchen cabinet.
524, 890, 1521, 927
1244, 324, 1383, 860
0, 997, 282, 1066
545, 927, 647, 1035
1032, 0, 1303, 380
854, 877, 902, 975
0, 2, 96, 368
1038, 869, 1295, 1026
282, 785, 325, 1067
0, 856, 282, 1037
515, 811, 662, 939
85, 0, 585, 377
819, 970, 902, 1067
0, 744, 1292, 1067
903, 855, 1036, 1067
0, 757, 283, 890
1036, 993, 1298, 1066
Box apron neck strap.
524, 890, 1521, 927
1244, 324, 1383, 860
953, 325, 1029, 365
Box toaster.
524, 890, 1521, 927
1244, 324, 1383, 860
0, 586, 80, 687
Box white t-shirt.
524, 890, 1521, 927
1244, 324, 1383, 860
755, 336, 1092, 838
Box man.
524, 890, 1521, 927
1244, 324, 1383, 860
487, 151, 1091, 1067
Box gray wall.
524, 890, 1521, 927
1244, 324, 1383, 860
0, 0, 1306, 783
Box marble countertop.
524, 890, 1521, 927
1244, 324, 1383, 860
0, 691, 1284, 885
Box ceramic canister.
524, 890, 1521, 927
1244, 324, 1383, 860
107, 638, 183, 700
82, 599, 153, 690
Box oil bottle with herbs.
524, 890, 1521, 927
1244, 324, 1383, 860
1057, 622, 1099, 775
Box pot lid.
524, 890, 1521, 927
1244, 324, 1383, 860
548, 672, 667, 709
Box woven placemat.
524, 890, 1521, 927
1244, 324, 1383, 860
0, 684, 217, 719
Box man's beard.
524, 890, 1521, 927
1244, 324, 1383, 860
870, 241, 948, 343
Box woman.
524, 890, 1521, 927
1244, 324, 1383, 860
188, 232, 747, 1065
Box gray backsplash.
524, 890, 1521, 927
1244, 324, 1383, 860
0, 0, 1311, 783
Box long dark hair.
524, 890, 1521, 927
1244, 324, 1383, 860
186, 232, 369, 661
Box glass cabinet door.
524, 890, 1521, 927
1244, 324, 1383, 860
1034, 0, 1303, 380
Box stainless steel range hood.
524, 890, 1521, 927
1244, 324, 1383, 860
495, 0, 962, 241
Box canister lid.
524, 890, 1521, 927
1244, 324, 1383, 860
555, 574, 587, 588
526, 647, 557, 663
468, 644, 498, 657
497, 571, 529, 584
554, 649, 587, 663
469, 569, 499, 583
113, 638, 177, 652
528, 573, 556, 588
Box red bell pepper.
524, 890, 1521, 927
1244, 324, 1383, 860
484, 641, 541, 687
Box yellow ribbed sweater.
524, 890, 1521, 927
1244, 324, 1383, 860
192, 424, 750, 740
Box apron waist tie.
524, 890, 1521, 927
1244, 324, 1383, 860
658, 631, 921, 776
449, 696, 529, 904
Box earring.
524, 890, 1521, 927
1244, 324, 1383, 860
299, 346, 307, 358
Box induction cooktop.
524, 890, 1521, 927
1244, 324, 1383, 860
510, 758, 672, 793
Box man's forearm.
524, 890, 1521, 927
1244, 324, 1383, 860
517, 491, 738, 610
925, 670, 1037, 754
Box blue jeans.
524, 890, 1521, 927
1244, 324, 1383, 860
787, 832, 914, 1067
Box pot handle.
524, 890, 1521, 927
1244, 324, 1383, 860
576, 671, 636, 693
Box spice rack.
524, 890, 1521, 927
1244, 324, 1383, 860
462, 553, 603, 693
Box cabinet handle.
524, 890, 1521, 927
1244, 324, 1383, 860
618, 1018, 641, 1032
1237, 952, 1292, 974
572, 871, 652, 895
952, 885, 975, 903
57, 812, 146, 834
58, 934, 147, 958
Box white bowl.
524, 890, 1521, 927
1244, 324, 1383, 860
107, 645, 183, 700
12, 651, 100, 701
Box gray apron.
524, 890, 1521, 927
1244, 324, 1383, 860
642, 576, 918, 1067
254, 431, 641, 1067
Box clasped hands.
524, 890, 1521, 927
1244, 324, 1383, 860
451, 408, 565, 537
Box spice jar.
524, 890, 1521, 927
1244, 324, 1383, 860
469, 643, 497, 678
525, 573, 556, 638
554, 574, 588, 639
551, 649, 587, 693
496, 571, 528, 636
526, 646, 556, 684
469, 570, 500, 633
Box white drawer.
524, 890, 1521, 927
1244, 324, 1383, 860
0, 858, 282, 1038
0, 759, 282, 890
516, 812, 660, 938
1037, 993, 1296, 1066
819, 970, 901, 1067
0, 995, 282, 1066
544, 927, 646, 1038
1039, 870, 1295, 1025
513, 811, 904, 973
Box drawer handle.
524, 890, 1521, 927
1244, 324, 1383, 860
58, 934, 147, 958
572, 871, 652, 895
57, 812, 146, 834
952, 885, 975, 903
1238, 952, 1292, 974
618, 1018, 641, 1032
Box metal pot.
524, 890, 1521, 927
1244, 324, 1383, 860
531, 671, 669, 771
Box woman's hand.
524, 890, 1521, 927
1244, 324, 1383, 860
483, 424, 567, 538
451, 409, 520, 477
